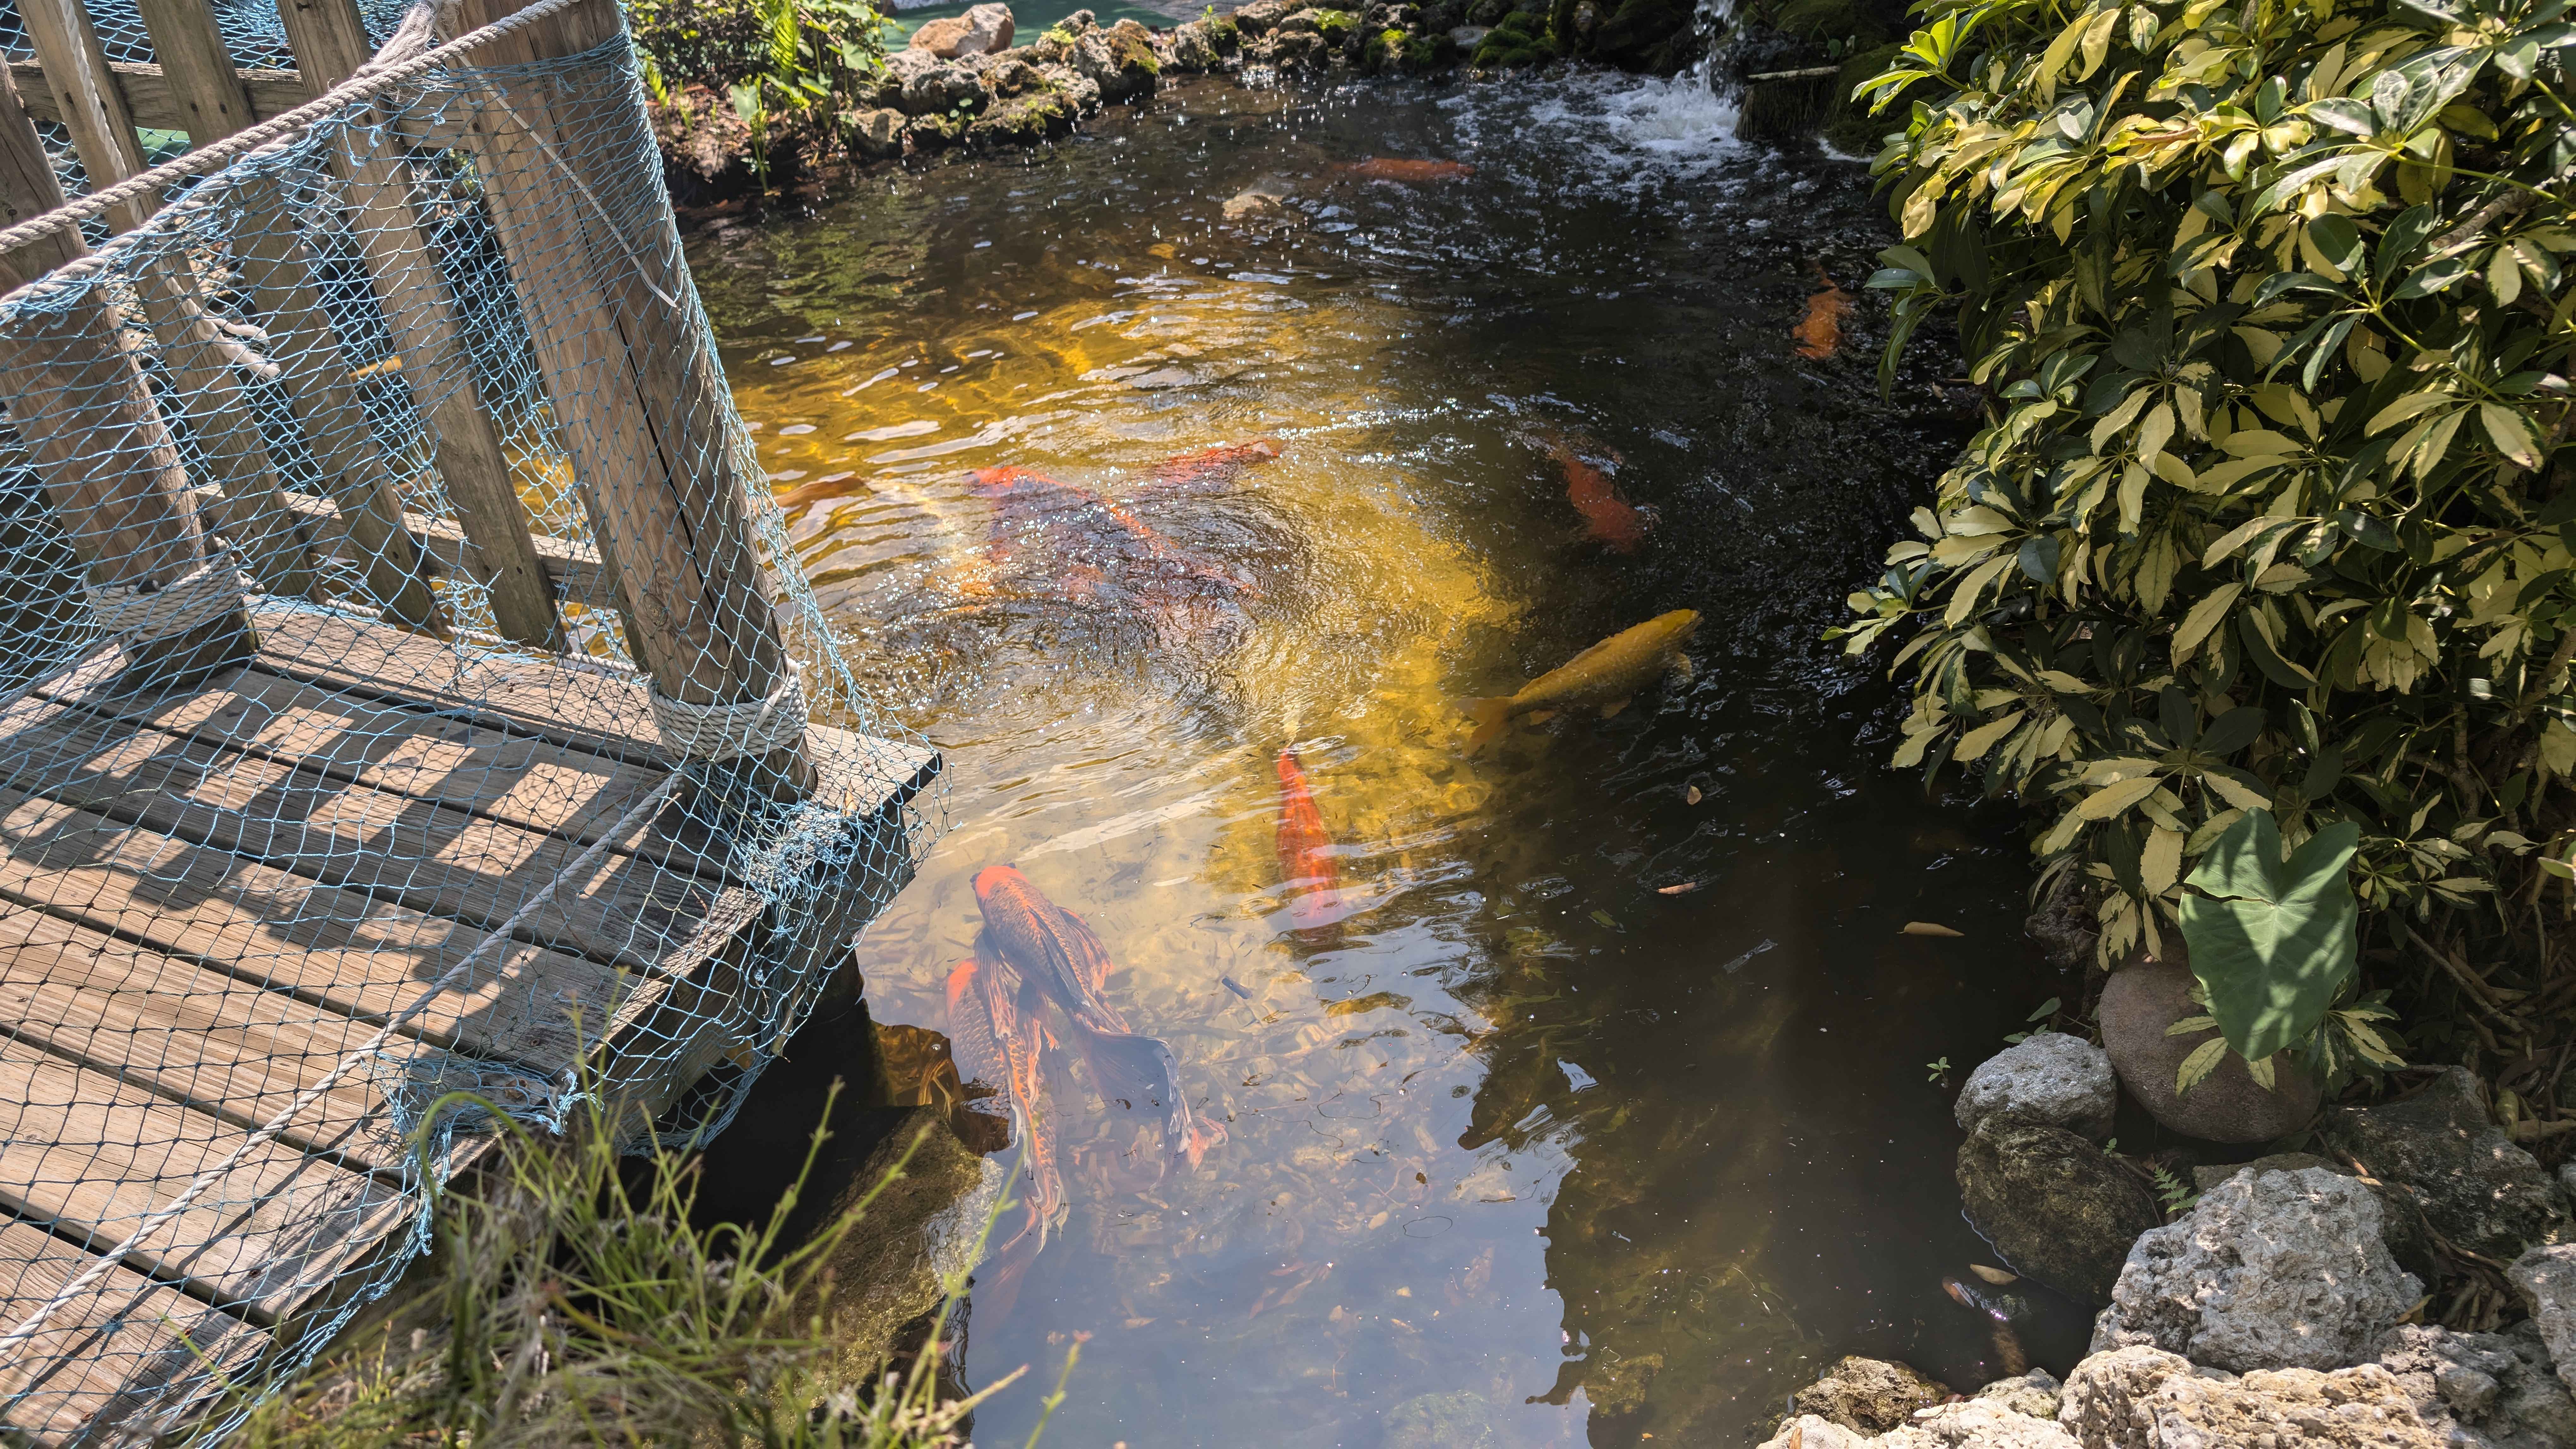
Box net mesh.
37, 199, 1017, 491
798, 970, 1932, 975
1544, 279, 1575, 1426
0, 0, 941, 1439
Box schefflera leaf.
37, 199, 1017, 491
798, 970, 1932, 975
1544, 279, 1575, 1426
2175, 810, 2361, 1061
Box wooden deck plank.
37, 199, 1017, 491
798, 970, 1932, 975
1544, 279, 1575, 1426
0, 905, 424, 1172
248, 608, 945, 815
0, 1035, 406, 1322
0, 785, 631, 1070
0, 1212, 264, 1446
0, 701, 734, 974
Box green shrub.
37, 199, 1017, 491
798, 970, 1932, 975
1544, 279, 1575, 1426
1836, 0, 2576, 1081
1315, 8, 1356, 37
632, 0, 886, 184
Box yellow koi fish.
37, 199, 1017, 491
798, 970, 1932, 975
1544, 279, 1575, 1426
1462, 609, 1699, 751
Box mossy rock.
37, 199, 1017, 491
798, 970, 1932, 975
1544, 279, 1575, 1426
968, 88, 1077, 147
1466, 0, 1510, 21
1769, 0, 1898, 47
904, 111, 964, 149
1588, 0, 1692, 71
1314, 8, 1354, 37
1209, 13, 1241, 44
1820, 41, 1901, 155
1472, 8, 1553, 64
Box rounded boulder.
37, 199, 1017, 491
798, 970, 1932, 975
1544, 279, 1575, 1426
1955, 1031, 2117, 1140
2100, 955, 2320, 1143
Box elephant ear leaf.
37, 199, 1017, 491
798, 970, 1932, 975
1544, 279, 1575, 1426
2175, 810, 2361, 1063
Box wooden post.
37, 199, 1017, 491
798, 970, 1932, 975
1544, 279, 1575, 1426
9, 0, 318, 603
252, 0, 568, 652
445, 0, 813, 802
0, 27, 253, 689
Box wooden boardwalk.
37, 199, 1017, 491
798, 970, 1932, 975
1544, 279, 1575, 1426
0, 610, 935, 1441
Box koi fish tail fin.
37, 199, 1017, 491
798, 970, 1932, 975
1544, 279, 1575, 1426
1672, 653, 1695, 684
1075, 1026, 1195, 1154
1463, 697, 1515, 752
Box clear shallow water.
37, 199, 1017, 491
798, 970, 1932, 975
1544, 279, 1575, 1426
685, 72, 2083, 1447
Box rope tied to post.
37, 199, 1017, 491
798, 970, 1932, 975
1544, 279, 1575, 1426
648, 664, 808, 762
85, 550, 246, 644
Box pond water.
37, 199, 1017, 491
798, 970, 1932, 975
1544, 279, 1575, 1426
684, 71, 2085, 1447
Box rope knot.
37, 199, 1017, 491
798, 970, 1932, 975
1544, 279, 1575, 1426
85, 551, 246, 645
648, 665, 807, 762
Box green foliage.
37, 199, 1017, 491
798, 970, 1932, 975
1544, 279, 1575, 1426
2177, 809, 2361, 1057
1315, 8, 1357, 37
1928, 1053, 1955, 1081
233, 1083, 1043, 1448
632, 0, 886, 183
2150, 1163, 2200, 1215
1833, 0, 2576, 1070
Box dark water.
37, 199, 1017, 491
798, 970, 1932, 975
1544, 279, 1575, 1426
686, 71, 2082, 1447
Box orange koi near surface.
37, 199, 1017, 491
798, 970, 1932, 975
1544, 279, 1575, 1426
972, 866, 1223, 1166
1546, 437, 1651, 553
944, 957, 1065, 1249
1338, 157, 1476, 184
1274, 748, 1345, 939
963, 465, 1258, 629
1795, 265, 1853, 360
1148, 439, 1282, 494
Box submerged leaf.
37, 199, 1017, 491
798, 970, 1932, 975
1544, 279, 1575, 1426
1902, 921, 1966, 937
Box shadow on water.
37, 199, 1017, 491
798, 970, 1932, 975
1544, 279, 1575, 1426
689, 71, 2089, 1446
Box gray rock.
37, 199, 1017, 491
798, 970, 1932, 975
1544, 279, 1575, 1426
2376, 1322, 2576, 1449
846, 106, 905, 159
1786, 1356, 1947, 1434
1957, 1122, 2160, 1303
1756, 1402, 2077, 1449
2324, 1067, 2573, 1260
2508, 1243, 2576, 1398
898, 62, 984, 115
2062, 1345, 2460, 1448
2099, 956, 2321, 1142
1034, 63, 1099, 112
1231, 0, 1289, 33
2186, 1150, 2442, 1286
1167, 17, 1222, 69
2094, 1166, 2421, 1372
1380, 1389, 1496, 1449
2189, 1150, 2342, 1196
882, 46, 942, 86
1449, 23, 1490, 45
1971, 1367, 2061, 1420
1955, 1032, 2117, 1140
1756, 1418, 1867, 1449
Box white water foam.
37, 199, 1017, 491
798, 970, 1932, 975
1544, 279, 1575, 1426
1442, 72, 1743, 198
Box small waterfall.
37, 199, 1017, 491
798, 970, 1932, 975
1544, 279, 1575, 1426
1689, 0, 1740, 93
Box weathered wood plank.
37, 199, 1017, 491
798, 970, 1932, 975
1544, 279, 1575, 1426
0, 784, 629, 1069
0, 1211, 263, 1446
248, 608, 945, 814
191, 482, 609, 602
0, 906, 414, 1170
0, 694, 736, 973
3, 57, 315, 133
0, 1033, 406, 1321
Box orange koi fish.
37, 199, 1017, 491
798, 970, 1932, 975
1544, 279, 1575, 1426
1546, 437, 1650, 553
1149, 438, 1281, 493
945, 957, 1065, 1248
964, 466, 1258, 621
1795, 265, 1852, 360
772, 471, 862, 513
1275, 748, 1345, 939
1339, 157, 1476, 183
972, 866, 1223, 1166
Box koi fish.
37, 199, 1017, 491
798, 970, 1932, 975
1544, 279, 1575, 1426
1545, 436, 1651, 553
945, 957, 1065, 1249
1275, 747, 1344, 939
1944, 1274, 2031, 1378
963, 466, 1257, 637
1338, 157, 1475, 183
1149, 439, 1281, 494
1794, 265, 1852, 360
1461, 609, 1699, 752
972, 866, 1222, 1166
772, 470, 863, 513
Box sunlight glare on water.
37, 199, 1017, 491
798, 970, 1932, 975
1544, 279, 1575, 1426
688, 70, 2076, 1448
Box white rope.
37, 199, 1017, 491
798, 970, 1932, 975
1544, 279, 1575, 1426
84, 551, 246, 644
0, 0, 591, 270
0, 771, 680, 1360
648, 665, 808, 762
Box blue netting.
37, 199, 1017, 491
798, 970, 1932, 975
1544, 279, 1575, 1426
0, 2, 943, 1440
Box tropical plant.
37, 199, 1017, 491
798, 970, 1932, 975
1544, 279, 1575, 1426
632, 0, 887, 183
1831, 0, 2576, 1085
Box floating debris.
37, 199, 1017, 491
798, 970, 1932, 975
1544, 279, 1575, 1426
1901, 921, 1965, 938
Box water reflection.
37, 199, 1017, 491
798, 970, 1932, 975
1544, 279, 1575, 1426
690, 70, 2073, 1446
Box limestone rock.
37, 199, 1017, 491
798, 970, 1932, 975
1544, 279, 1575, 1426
1070, 22, 1159, 100
1956, 1122, 2160, 1302
1167, 17, 1223, 69
1880, 1401, 2076, 1447
910, 1, 1015, 58
898, 61, 984, 116
846, 106, 905, 159
1232, 0, 1290, 34
2062, 1345, 2457, 1448
2094, 1167, 2420, 1372
2189, 1151, 2341, 1195
2324, 1066, 2573, 1260
2508, 1243, 2576, 1398
2375, 1321, 2576, 1449
2187, 1151, 2438, 1284
1449, 23, 1491, 45
882, 46, 943, 86
1756, 1417, 1867, 1449
1955, 1032, 2117, 1139
1786, 1356, 1947, 1433
2099, 956, 2321, 1142
1972, 1367, 2061, 1421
